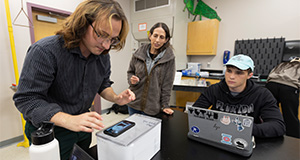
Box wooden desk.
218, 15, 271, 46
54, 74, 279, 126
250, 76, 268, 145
89, 111, 300, 160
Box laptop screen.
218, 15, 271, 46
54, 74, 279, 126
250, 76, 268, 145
69, 144, 94, 160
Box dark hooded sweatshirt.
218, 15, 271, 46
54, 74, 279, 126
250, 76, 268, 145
193, 79, 285, 138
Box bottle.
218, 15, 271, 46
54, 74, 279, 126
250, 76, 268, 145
223, 50, 230, 64
29, 122, 60, 160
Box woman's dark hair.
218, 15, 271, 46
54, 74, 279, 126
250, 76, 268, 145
148, 22, 172, 53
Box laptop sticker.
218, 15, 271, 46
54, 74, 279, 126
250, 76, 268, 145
191, 108, 219, 121
242, 118, 253, 127
233, 117, 244, 132
220, 115, 231, 125
191, 126, 200, 134
221, 133, 232, 145
194, 109, 200, 116
188, 107, 194, 114
234, 138, 248, 150
205, 110, 218, 121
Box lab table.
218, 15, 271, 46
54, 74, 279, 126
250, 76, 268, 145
88, 110, 300, 160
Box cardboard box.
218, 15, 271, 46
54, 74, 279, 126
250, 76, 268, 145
96, 114, 161, 160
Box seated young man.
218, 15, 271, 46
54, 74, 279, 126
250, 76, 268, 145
193, 54, 285, 138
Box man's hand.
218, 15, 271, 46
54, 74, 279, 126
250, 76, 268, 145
115, 89, 136, 105
130, 75, 140, 85
50, 111, 104, 132
100, 87, 135, 106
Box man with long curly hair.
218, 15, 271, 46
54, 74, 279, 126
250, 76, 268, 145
13, 1, 135, 159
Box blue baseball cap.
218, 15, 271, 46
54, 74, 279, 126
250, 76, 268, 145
225, 54, 254, 71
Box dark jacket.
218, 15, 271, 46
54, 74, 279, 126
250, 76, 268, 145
13, 35, 112, 127
127, 44, 175, 115
193, 79, 286, 138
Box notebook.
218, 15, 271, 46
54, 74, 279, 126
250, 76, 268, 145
187, 106, 254, 157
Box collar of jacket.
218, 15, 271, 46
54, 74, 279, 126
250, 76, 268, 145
133, 44, 175, 64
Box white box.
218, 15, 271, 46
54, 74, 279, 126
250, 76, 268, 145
173, 72, 182, 85
187, 62, 201, 74
96, 114, 161, 160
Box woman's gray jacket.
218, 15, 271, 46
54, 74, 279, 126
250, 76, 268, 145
127, 44, 175, 115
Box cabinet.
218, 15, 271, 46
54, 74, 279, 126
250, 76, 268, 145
186, 19, 220, 55
174, 77, 220, 111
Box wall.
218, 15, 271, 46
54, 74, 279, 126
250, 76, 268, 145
0, 0, 131, 144
188, 0, 300, 70
101, 0, 132, 112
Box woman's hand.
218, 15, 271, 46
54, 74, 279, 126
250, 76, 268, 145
163, 108, 174, 115
130, 75, 140, 85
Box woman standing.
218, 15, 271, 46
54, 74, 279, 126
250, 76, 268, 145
266, 57, 300, 138
127, 22, 175, 116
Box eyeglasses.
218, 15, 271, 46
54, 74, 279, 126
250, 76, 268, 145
89, 23, 120, 46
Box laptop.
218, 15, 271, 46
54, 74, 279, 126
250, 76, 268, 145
187, 106, 254, 157
69, 144, 95, 160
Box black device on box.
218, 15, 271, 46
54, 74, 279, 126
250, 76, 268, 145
104, 120, 135, 137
